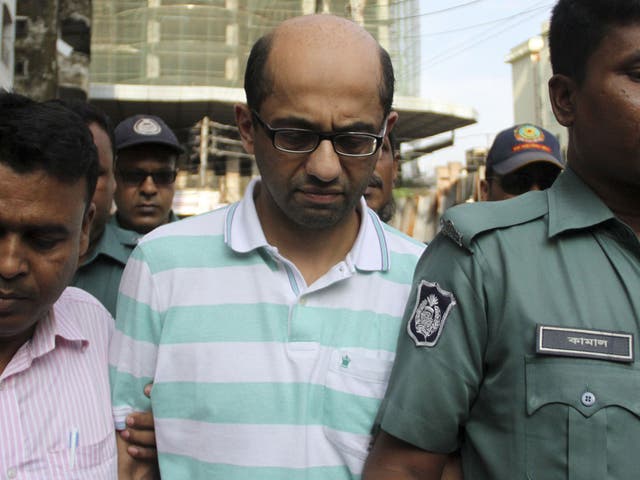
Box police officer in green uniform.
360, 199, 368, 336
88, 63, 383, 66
73, 221, 141, 317
72, 108, 181, 316
59, 100, 142, 317
364, 1, 640, 479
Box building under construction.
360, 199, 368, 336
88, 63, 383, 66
89, 0, 477, 214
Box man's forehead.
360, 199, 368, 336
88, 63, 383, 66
0, 166, 87, 228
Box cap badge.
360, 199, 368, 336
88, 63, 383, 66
133, 118, 162, 136
514, 124, 544, 143
407, 280, 456, 347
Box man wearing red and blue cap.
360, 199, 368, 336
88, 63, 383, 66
480, 123, 565, 201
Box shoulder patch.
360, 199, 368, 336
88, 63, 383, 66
407, 280, 457, 347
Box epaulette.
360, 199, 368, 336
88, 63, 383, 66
439, 191, 549, 251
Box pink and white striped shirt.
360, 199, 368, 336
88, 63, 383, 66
0, 287, 116, 479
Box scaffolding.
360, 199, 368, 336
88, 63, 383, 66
90, 0, 420, 96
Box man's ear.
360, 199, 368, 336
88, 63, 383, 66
235, 104, 255, 155
385, 110, 399, 134
80, 202, 96, 258
479, 178, 489, 201
549, 74, 577, 127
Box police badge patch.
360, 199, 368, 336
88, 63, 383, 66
407, 280, 457, 347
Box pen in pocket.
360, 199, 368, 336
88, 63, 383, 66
68, 427, 79, 469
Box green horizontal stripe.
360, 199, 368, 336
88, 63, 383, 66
289, 306, 401, 351
132, 234, 266, 273
382, 250, 425, 284
160, 303, 289, 343
115, 297, 402, 348
152, 382, 381, 436
159, 453, 359, 480
109, 366, 153, 413
154, 304, 401, 350
115, 294, 163, 344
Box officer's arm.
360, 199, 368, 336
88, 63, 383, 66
116, 384, 159, 479
119, 384, 157, 461
363, 430, 448, 480
117, 434, 159, 480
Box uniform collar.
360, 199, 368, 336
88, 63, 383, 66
81, 222, 141, 266
224, 178, 391, 272
547, 167, 616, 238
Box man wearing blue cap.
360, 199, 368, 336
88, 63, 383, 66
113, 114, 183, 235
480, 123, 564, 201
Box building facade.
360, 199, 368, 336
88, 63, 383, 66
88, 1, 476, 215
506, 22, 567, 155
90, 0, 421, 96
0, 0, 15, 92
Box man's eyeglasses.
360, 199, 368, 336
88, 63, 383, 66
487, 163, 561, 196
251, 110, 385, 157
116, 168, 178, 186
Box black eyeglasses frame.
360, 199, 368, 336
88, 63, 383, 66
250, 110, 386, 158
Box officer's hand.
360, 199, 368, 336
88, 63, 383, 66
119, 383, 157, 461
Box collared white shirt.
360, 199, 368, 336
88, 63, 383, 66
0, 287, 116, 479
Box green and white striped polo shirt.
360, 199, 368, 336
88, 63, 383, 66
110, 179, 425, 479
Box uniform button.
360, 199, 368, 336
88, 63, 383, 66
299, 298, 307, 306
6, 466, 16, 478
581, 391, 596, 407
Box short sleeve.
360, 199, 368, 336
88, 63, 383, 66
109, 245, 162, 429
378, 233, 488, 453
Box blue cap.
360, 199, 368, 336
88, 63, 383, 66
115, 114, 184, 154
487, 124, 564, 175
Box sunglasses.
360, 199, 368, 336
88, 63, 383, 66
116, 168, 177, 186
488, 164, 561, 196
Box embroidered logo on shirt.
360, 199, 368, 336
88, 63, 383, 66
341, 355, 351, 368
407, 280, 457, 347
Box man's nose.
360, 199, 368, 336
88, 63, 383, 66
0, 236, 28, 280
139, 175, 159, 195
305, 139, 341, 182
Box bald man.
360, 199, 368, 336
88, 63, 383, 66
110, 14, 425, 479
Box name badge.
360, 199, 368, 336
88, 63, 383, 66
536, 324, 634, 363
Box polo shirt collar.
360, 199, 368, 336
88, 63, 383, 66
547, 167, 616, 238
224, 178, 391, 272
224, 178, 269, 253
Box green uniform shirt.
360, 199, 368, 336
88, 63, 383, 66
72, 223, 141, 317
379, 168, 640, 480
